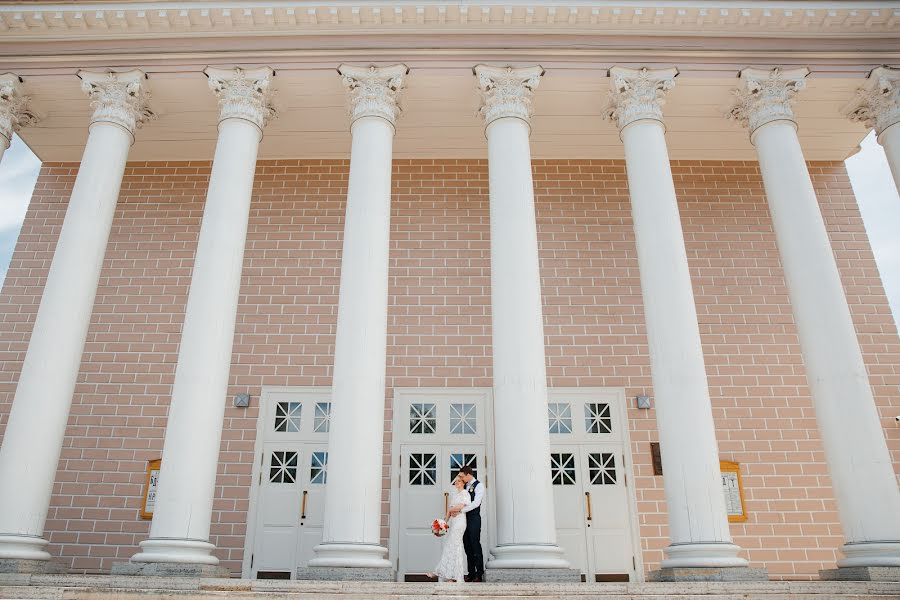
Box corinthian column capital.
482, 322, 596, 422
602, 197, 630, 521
605, 66, 678, 133
204, 66, 276, 132
78, 69, 153, 139
843, 66, 900, 138
474, 65, 544, 129
338, 64, 408, 129
728, 67, 809, 135
0, 74, 39, 149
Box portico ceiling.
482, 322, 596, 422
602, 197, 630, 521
7, 63, 878, 162
2, 1, 897, 161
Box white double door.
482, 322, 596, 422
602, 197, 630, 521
245, 388, 331, 579
398, 445, 488, 578
393, 389, 493, 580
548, 389, 638, 582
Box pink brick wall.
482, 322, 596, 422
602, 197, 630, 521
0, 159, 897, 579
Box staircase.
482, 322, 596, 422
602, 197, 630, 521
1, 575, 899, 599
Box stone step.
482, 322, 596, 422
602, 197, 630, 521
1, 576, 900, 600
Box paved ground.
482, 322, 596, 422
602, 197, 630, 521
1, 576, 900, 600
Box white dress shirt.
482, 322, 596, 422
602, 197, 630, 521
462, 479, 484, 513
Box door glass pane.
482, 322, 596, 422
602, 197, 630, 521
310, 451, 328, 484
314, 402, 331, 433
548, 403, 573, 434
274, 401, 302, 433
449, 403, 476, 434
409, 453, 437, 485
585, 403, 612, 434
449, 453, 477, 482
550, 452, 576, 485
410, 403, 437, 434
269, 451, 298, 483
588, 452, 617, 485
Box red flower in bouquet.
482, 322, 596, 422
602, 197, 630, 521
431, 518, 449, 537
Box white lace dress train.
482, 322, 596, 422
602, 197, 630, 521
432, 490, 470, 582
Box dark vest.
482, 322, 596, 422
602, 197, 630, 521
467, 479, 481, 518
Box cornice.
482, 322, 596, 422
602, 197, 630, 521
0, 3, 898, 42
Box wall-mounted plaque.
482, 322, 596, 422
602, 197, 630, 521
720, 460, 747, 523
141, 459, 161, 520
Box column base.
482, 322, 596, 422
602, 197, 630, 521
484, 568, 582, 583
111, 561, 230, 578
129, 538, 220, 566
837, 541, 900, 568
0, 558, 67, 575
0, 535, 52, 562
307, 543, 391, 569
649, 567, 769, 582
661, 542, 749, 569
820, 566, 900, 582
295, 566, 394, 581
487, 544, 571, 569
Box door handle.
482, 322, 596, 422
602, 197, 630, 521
585, 492, 592, 521
444, 492, 449, 516
301, 490, 308, 520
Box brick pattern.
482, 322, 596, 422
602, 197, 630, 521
0, 159, 897, 580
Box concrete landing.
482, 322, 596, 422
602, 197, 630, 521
649, 567, 769, 582
0, 575, 899, 599
821, 566, 900, 582
110, 561, 231, 578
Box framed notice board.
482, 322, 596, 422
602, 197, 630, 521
720, 460, 748, 523
141, 459, 161, 520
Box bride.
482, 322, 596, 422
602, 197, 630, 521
428, 474, 470, 582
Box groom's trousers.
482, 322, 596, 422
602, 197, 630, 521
463, 512, 484, 577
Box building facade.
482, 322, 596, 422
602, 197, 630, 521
0, 0, 899, 584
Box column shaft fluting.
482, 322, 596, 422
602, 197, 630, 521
475, 65, 568, 569
309, 64, 406, 569
608, 67, 747, 569
734, 67, 900, 568
131, 67, 273, 567
0, 70, 149, 561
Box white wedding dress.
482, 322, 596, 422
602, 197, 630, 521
432, 489, 470, 582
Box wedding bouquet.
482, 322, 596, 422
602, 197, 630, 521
431, 518, 449, 537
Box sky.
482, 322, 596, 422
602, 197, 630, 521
0, 132, 898, 323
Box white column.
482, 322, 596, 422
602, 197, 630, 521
308, 64, 406, 570
474, 65, 568, 570
0, 70, 151, 562
606, 67, 748, 570
130, 67, 274, 567
731, 67, 900, 568
844, 66, 900, 194
0, 74, 39, 164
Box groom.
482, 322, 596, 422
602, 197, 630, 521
451, 465, 485, 582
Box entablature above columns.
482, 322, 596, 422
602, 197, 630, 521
1, 2, 898, 43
